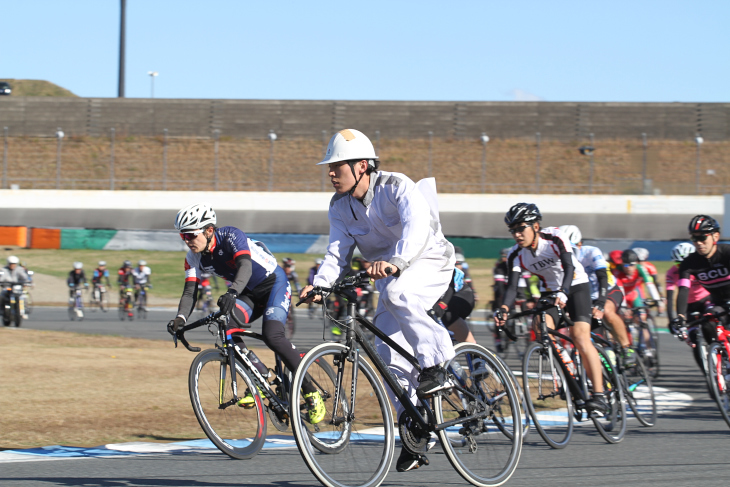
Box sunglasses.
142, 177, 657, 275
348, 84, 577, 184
179, 229, 204, 241
509, 224, 530, 235
691, 234, 711, 243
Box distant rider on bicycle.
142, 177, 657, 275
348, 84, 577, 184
299, 129, 456, 472
132, 260, 152, 308
1, 256, 30, 315
67, 261, 88, 298
92, 261, 111, 288
167, 203, 324, 423
494, 203, 608, 417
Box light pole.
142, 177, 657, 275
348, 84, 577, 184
578, 137, 596, 194
118, 0, 126, 97
55, 128, 64, 189
3, 127, 8, 189
641, 133, 648, 194
268, 130, 277, 191
695, 134, 704, 194
427, 131, 434, 178
148, 71, 158, 98
480, 133, 489, 193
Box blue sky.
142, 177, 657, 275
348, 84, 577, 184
1, 1, 727, 102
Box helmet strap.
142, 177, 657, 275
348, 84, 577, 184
202, 227, 214, 255
346, 160, 368, 221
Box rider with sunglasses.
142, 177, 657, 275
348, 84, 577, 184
167, 203, 325, 423
494, 202, 608, 417
674, 215, 730, 343
612, 249, 661, 309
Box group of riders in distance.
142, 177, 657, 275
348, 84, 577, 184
65, 259, 152, 320
157, 128, 728, 487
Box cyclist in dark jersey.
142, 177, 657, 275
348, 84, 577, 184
674, 215, 730, 344
167, 203, 324, 423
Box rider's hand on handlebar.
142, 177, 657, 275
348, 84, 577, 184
217, 289, 238, 315
591, 306, 604, 320
167, 316, 185, 336
555, 292, 567, 309
367, 261, 398, 280
494, 306, 509, 328
669, 316, 686, 339
299, 285, 322, 304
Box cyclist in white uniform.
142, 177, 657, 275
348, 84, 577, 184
299, 129, 456, 472
495, 203, 608, 417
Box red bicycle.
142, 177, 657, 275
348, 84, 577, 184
681, 308, 730, 428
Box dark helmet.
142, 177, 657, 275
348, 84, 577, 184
123, 260, 132, 267
621, 249, 639, 265
688, 215, 720, 234
505, 203, 542, 226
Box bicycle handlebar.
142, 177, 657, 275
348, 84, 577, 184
171, 310, 248, 353
295, 270, 377, 307
498, 295, 575, 339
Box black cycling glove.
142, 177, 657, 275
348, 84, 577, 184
217, 289, 238, 315
167, 316, 185, 336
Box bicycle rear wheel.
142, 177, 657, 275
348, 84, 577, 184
522, 342, 574, 449
188, 348, 267, 460
591, 345, 627, 444
640, 315, 660, 378
437, 343, 522, 487
623, 355, 656, 427
291, 342, 394, 487
706, 343, 730, 429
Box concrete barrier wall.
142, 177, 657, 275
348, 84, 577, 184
1, 97, 728, 141
0, 190, 723, 240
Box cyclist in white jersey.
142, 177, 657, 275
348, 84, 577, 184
559, 225, 636, 365
495, 203, 608, 416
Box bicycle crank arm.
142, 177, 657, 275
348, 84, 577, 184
218, 398, 240, 409
435, 410, 490, 431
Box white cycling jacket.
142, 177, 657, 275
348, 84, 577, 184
313, 170, 452, 287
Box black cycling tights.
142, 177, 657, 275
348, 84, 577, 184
234, 319, 315, 395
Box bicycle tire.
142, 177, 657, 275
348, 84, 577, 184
437, 343, 523, 487
522, 342, 574, 449
291, 342, 394, 487
591, 344, 627, 444
24, 292, 33, 316
189, 348, 267, 460
706, 343, 730, 429
13, 300, 21, 327
622, 354, 656, 427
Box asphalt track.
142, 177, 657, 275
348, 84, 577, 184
2, 308, 730, 487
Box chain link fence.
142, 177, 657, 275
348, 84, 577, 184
3, 127, 729, 195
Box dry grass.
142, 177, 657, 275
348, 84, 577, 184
0, 328, 278, 449
5, 135, 729, 194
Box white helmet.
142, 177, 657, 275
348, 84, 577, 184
175, 203, 217, 232
7, 256, 19, 265
138, 260, 147, 266
98, 261, 106, 266
632, 247, 649, 262
73, 261, 83, 269
315, 258, 323, 265
558, 225, 582, 246
671, 242, 695, 262
455, 253, 465, 263
317, 129, 379, 170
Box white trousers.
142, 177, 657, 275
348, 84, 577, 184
373, 249, 455, 417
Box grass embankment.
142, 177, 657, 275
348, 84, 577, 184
0, 79, 77, 97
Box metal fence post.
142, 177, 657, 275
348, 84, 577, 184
427, 131, 433, 178
589, 133, 595, 194
268, 130, 277, 191
110, 128, 115, 190
2, 127, 8, 189
641, 133, 648, 194
321, 130, 327, 191
535, 132, 540, 193
480, 133, 489, 193
162, 128, 168, 190
213, 129, 220, 190
55, 127, 64, 189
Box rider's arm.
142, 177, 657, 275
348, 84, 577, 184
593, 268, 608, 309
104, 271, 110, 287
676, 261, 691, 318
637, 264, 661, 301
665, 267, 677, 320
228, 255, 253, 294
501, 251, 522, 310
556, 241, 575, 299
176, 280, 199, 320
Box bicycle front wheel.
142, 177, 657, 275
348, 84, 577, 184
437, 343, 523, 487
707, 343, 730, 429
522, 342, 574, 449
641, 315, 660, 378
188, 348, 267, 460
623, 355, 656, 427
291, 342, 394, 487
591, 345, 627, 444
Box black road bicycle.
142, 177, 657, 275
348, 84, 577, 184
509, 296, 627, 449
292, 271, 523, 487
171, 311, 344, 460
621, 299, 661, 378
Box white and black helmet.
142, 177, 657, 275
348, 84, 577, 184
671, 242, 695, 262
73, 261, 83, 270
558, 225, 582, 246
7, 256, 19, 265
632, 247, 649, 262
175, 203, 217, 232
